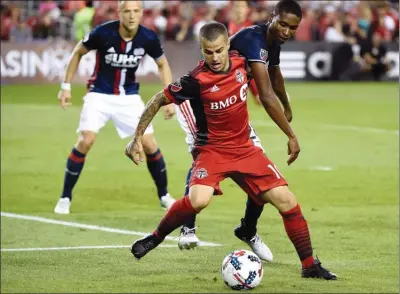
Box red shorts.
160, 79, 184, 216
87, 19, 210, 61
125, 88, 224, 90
189, 145, 288, 205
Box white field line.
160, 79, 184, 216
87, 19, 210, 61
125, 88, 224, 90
309, 166, 333, 171
251, 120, 399, 136
1, 245, 179, 252
0, 212, 222, 247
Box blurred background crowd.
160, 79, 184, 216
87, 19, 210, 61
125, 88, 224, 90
1, 0, 398, 81
1, 0, 399, 43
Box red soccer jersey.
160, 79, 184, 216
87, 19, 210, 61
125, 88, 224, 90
164, 51, 253, 149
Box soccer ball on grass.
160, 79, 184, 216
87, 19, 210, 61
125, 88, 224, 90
221, 249, 263, 290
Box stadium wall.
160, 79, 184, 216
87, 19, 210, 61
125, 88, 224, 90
1, 41, 398, 84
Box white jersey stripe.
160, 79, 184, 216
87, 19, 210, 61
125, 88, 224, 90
119, 69, 127, 95
183, 101, 197, 130
179, 102, 196, 137
119, 41, 132, 95
181, 101, 197, 134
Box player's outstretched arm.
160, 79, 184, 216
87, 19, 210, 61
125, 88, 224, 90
134, 90, 172, 136
58, 41, 89, 110
125, 90, 172, 164
268, 66, 292, 122
156, 56, 176, 120
251, 62, 300, 165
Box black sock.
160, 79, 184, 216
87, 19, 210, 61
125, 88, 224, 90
146, 149, 168, 199
184, 166, 192, 196
182, 167, 196, 230
61, 148, 86, 200
243, 196, 264, 229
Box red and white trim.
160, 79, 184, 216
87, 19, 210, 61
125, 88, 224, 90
113, 40, 131, 95
233, 274, 253, 290
179, 100, 197, 137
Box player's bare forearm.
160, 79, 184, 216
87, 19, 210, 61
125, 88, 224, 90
63, 41, 89, 83
260, 94, 295, 138
63, 54, 81, 83
268, 66, 291, 109
156, 56, 173, 87
135, 90, 172, 137
251, 62, 295, 138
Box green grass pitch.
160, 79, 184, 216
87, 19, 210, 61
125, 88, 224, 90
1, 82, 398, 293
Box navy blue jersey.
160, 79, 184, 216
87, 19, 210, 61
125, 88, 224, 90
82, 21, 164, 95
230, 23, 281, 67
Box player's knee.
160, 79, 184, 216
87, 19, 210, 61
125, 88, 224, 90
263, 186, 297, 212
189, 192, 211, 211
189, 197, 209, 211
275, 189, 297, 211
188, 186, 214, 211
76, 132, 96, 153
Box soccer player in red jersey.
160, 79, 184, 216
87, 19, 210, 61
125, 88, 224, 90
126, 22, 336, 280
178, 0, 301, 254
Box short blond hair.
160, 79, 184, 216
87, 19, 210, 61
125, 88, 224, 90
119, 0, 143, 6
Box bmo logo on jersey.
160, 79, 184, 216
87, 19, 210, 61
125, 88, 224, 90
105, 47, 144, 68
210, 84, 248, 110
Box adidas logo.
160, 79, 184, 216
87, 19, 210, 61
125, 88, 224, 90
107, 47, 116, 53
210, 85, 220, 93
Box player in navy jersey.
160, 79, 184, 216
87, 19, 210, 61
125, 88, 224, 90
54, 0, 176, 214
126, 22, 336, 280
179, 0, 300, 255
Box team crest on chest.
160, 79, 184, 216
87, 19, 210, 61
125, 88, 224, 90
195, 168, 208, 179
260, 49, 268, 62
170, 80, 182, 92
235, 69, 245, 84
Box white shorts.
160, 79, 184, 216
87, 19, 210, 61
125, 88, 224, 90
77, 92, 154, 139
175, 100, 264, 153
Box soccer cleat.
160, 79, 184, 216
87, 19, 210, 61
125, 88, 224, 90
131, 234, 163, 259
54, 197, 71, 214
160, 193, 176, 210
234, 218, 273, 262
178, 226, 200, 250
240, 234, 273, 262
301, 257, 337, 280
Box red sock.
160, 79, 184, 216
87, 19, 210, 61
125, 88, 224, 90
154, 197, 199, 239
280, 204, 314, 269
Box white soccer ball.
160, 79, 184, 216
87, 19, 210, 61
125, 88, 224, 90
221, 249, 263, 290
